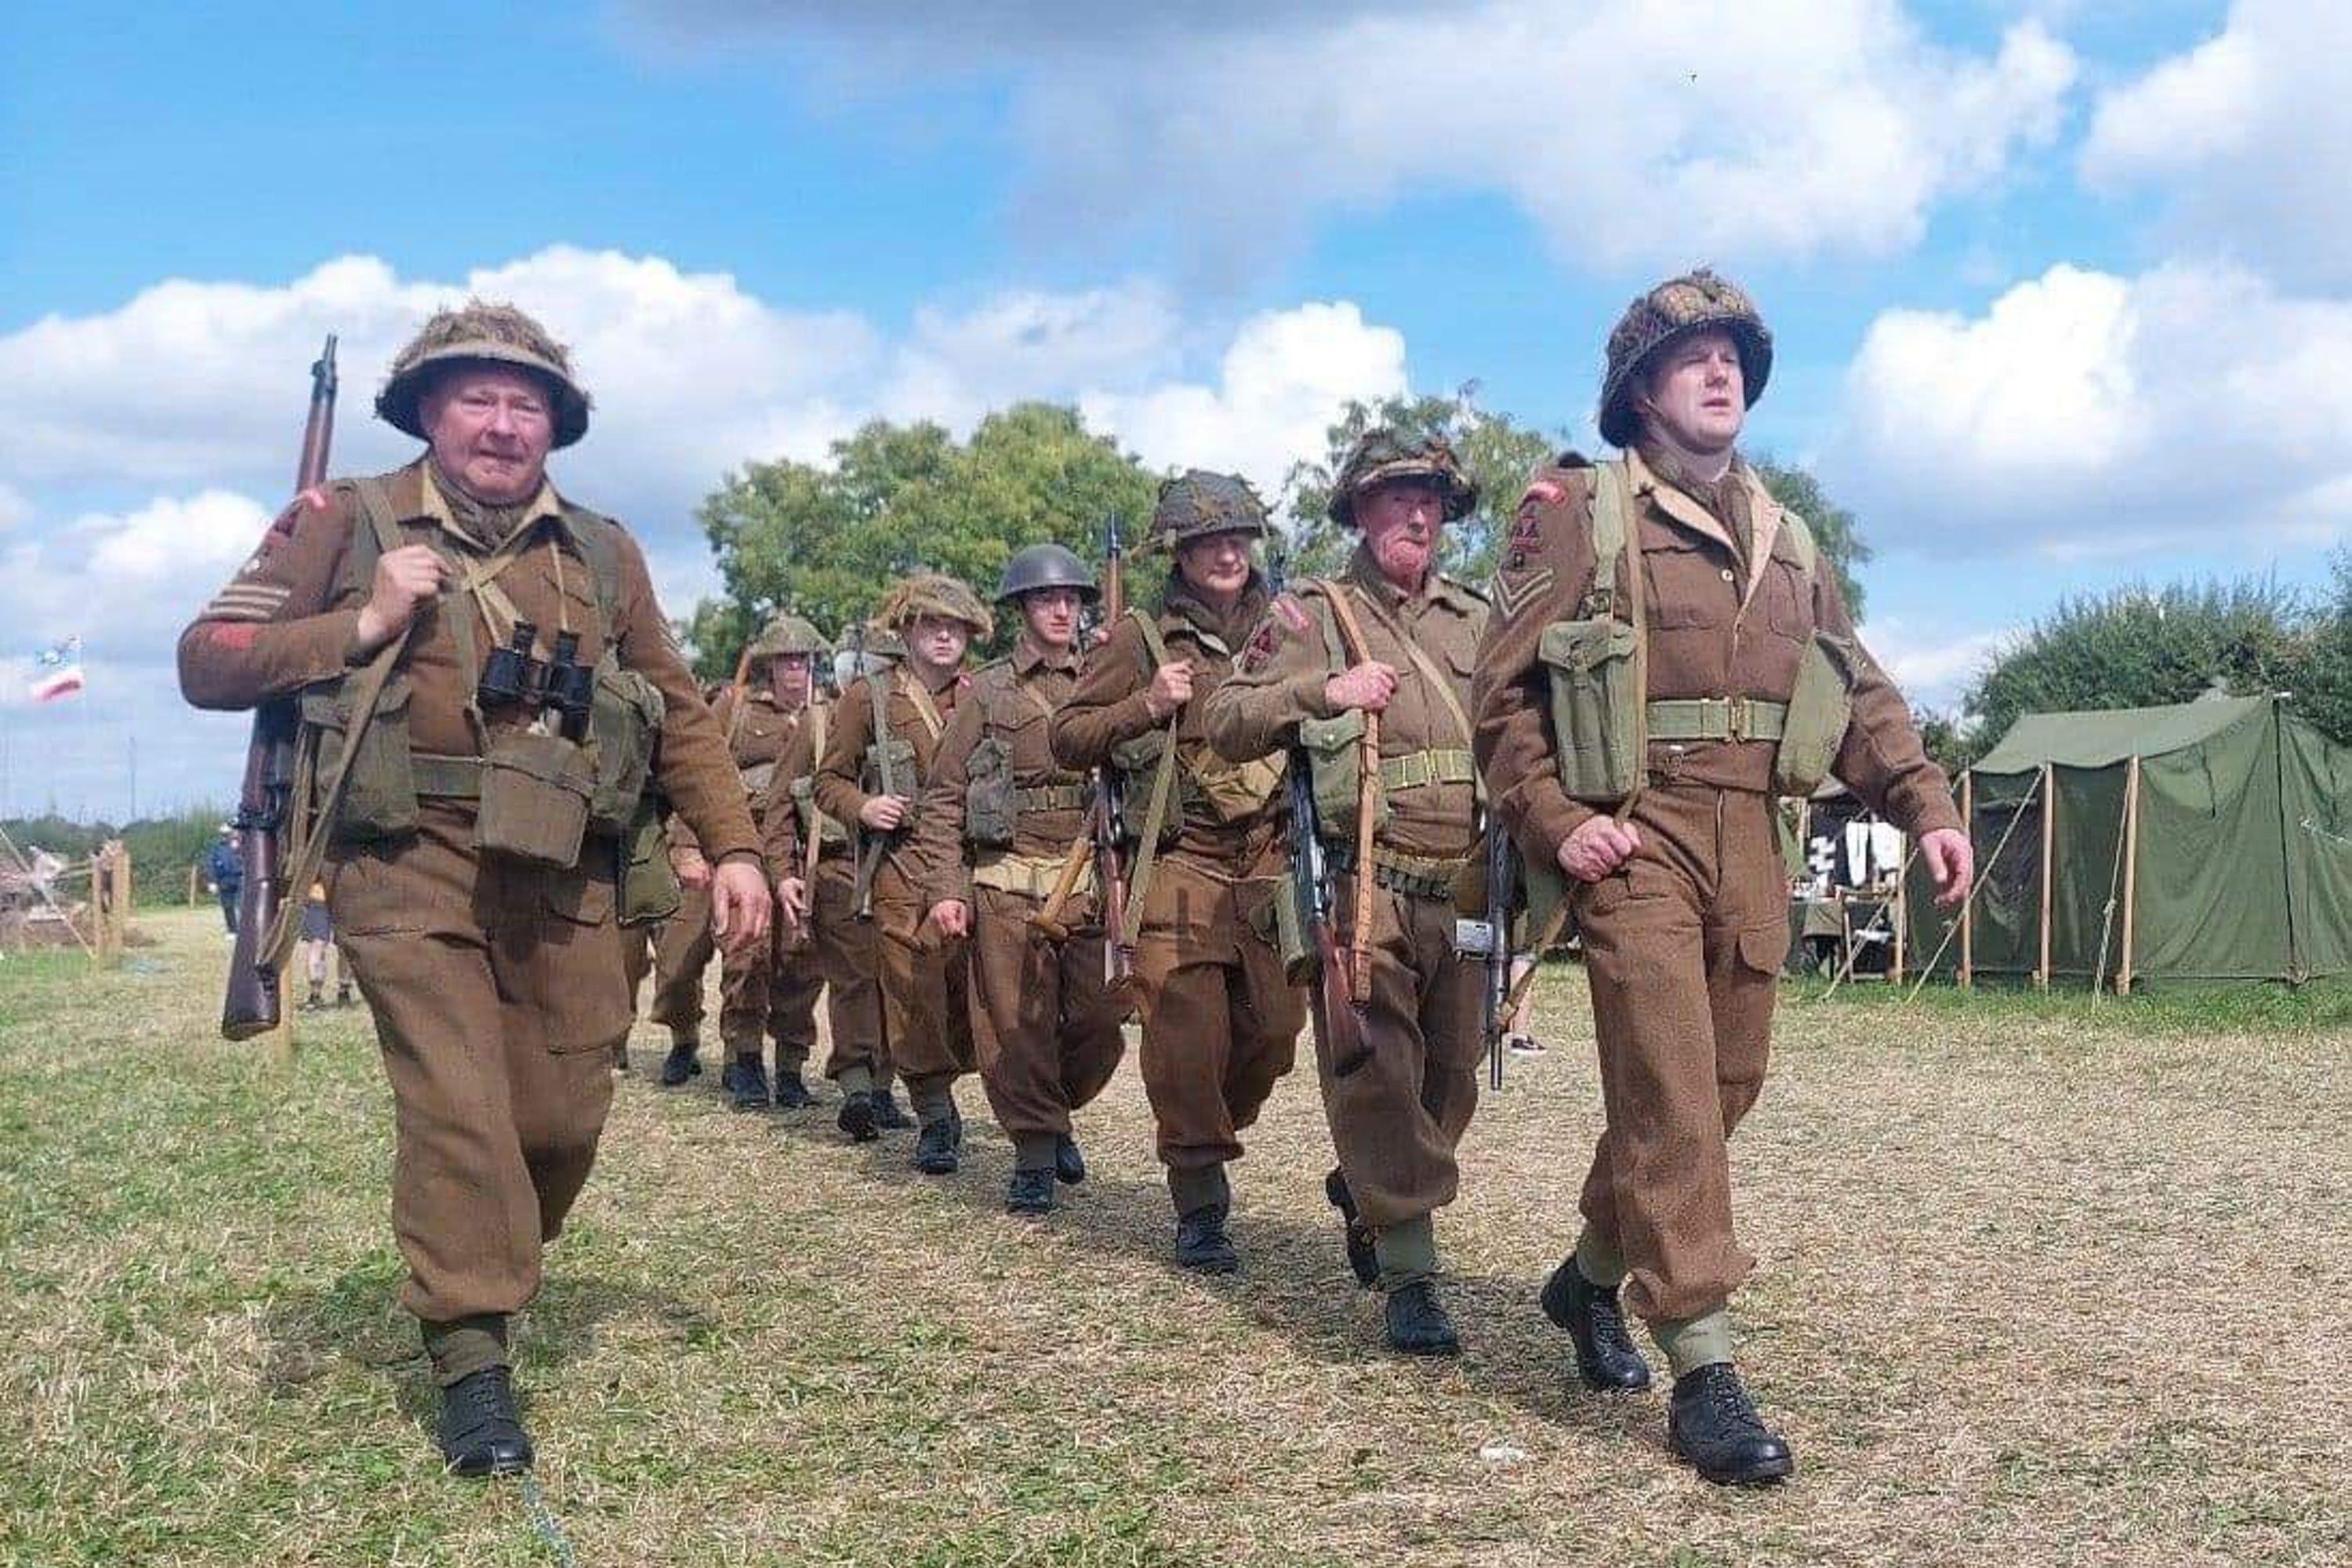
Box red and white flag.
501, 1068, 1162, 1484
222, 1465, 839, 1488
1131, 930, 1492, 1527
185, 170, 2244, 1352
30, 637, 84, 702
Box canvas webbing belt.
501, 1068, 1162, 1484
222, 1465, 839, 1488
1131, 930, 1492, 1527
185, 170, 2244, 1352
1324, 841, 1468, 902
1016, 782, 1091, 813
1379, 748, 1476, 793
1646, 696, 1789, 744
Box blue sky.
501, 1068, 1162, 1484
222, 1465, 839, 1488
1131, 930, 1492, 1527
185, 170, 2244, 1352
3, 0, 2346, 819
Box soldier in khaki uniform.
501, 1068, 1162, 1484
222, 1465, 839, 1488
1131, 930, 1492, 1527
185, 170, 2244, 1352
1049, 474, 1303, 1272
644, 679, 731, 1086
760, 639, 909, 1137
178, 303, 769, 1477
1472, 270, 1972, 1485
676, 614, 830, 1109
911, 545, 1131, 1216
814, 576, 987, 1169
1203, 432, 1488, 1355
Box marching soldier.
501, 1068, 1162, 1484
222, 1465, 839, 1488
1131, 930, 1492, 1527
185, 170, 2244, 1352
1472, 270, 1971, 1484
814, 576, 989, 1171
909, 545, 1130, 1216
648, 677, 731, 1087
1049, 474, 1302, 1272
1203, 431, 1488, 1356
762, 634, 911, 1138
684, 614, 831, 1109
178, 302, 769, 1476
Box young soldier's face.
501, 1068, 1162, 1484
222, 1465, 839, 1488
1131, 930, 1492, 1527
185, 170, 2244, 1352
421, 365, 555, 505
1355, 478, 1447, 590
1021, 588, 1081, 651
769, 654, 813, 710
1174, 530, 1254, 601
1636, 327, 1746, 455
906, 613, 971, 673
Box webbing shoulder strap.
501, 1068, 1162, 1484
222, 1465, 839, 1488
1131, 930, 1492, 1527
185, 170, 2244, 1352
1127, 606, 1171, 670
1119, 607, 1181, 948
1598, 461, 1646, 827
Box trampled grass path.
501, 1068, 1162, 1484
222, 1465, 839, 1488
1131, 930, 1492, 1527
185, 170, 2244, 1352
2, 907, 2345, 1566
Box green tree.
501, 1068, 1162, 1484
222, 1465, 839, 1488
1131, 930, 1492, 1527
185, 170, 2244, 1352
686, 404, 1160, 678
2302, 546, 2352, 746
1749, 458, 1874, 621
1279, 387, 1563, 584
1964, 576, 2336, 749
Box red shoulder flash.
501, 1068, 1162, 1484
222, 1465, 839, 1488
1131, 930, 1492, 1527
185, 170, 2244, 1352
1240, 620, 1280, 673
209, 623, 260, 651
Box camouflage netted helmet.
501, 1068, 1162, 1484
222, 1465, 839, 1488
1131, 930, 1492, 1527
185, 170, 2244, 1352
874, 572, 994, 641
376, 299, 593, 449
995, 543, 1098, 604
746, 612, 828, 662
1148, 469, 1270, 553
1326, 430, 1480, 528
1596, 268, 1773, 450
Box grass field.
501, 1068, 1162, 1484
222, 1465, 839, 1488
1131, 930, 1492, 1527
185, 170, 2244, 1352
2, 906, 2345, 1567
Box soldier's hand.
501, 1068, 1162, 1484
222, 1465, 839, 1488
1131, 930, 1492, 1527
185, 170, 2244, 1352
1558, 815, 1642, 884
1921, 827, 1973, 908
353, 543, 448, 655
775, 876, 811, 931
859, 795, 910, 832
930, 898, 970, 939
710, 859, 772, 955
668, 845, 713, 890
1145, 659, 1195, 719
1325, 660, 1399, 714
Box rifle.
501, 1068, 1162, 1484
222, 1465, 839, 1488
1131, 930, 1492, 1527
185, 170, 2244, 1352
849, 619, 893, 922
1032, 514, 1134, 985
221, 335, 336, 1041
1475, 813, 1516, 1091
1272, 550, 1367, 1074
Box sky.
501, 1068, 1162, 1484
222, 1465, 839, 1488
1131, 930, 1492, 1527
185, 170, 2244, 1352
2, 0, 2347, 820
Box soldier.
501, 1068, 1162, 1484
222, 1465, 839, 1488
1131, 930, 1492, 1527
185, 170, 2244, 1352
1472, 270, 1971, 1484
1202, 431, 1488, 1355
177, 302, 769, 1478
910, 545, 1130, 1217
678, 613, 832, 1110
1049, 473, 1302, 1272
814, 575, 988, 1171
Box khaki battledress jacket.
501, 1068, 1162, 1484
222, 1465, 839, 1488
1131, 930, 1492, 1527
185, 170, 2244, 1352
763, 699, 888, 1085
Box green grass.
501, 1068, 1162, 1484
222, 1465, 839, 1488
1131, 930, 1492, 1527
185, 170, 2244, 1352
2, 909, 2346, 1566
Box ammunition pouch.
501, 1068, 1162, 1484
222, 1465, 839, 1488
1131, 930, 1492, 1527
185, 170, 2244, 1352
964, 735, 1018, 851
863, 737, 917, 800
476, 729, 594, 869
1189, 746, 1284, 824
300, 672, 419, 844
1773, 633, 1858, 798
1112, 730, 1189, 849
970, 851, 1072, 902
1300, 710, 1388, 846
617, 797, 683, 926
790, 777, 849, 847
586, 659, 663, 836
1327, 842, 1467, 903
1538, 617, 1644, 804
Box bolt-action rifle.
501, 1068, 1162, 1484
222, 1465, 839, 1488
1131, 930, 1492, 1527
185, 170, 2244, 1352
1030, 514, 1134, 986
1271, 549, 1367, 1073
1479, 811, 1515, 1091
849, 618, 895, 922
221, 335, 336, 1041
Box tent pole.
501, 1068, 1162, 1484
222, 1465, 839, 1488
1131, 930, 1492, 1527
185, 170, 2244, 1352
2119, 754, 2141, 996
1958, 772, 1974, 989
1893, 830, 1907, 984
2036, 762, 2055, 990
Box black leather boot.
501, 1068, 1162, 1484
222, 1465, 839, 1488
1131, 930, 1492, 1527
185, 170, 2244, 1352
658, 1040, 701, 1086
1174, 1204, 1239, 1273
1668, 1364, 1795, 1486
837, 1091, 879, 1142
728, 1053, 771, 1109
871, 1086, 913, 1131
773, 1070, 818, 1109
1322, 1169, 1378, 1289
1006, 1167, 1056, 1215
1384, 1281, 1461, 1357
1053, 1132, 1087, 1185
1540, 1258, 1653, 1391
437, 1366, 533, 1478
911, 1109, 963, 1174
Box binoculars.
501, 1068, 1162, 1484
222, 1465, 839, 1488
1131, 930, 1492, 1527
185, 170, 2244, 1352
477, 620, 594, 741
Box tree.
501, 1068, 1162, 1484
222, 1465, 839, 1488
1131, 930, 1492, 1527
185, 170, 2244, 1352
2302, 546, 2352, 747
1279, 387, 1563, 584
1749, 459, 1874, 621
685, 404, 1161, 679
1963, 576, 2338, 749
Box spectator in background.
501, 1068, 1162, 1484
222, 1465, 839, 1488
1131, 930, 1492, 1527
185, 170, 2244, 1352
299, 881, 353, 1009
203, 826, 241, 935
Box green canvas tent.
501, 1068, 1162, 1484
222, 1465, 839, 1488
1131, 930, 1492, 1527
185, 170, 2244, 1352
1904, 694, 2352, 989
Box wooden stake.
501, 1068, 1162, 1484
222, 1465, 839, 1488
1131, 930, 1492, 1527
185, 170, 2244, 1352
2036, 763, 2056, 990
2118, 755, 2142, 997
1893, 837, 1907, 984
1958, 772, 1974, 989
187, 862, 200, 906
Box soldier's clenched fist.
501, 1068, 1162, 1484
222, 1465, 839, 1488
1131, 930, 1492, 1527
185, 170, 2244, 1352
1323, 660, 1398, 713
1557, 815, 1642, 884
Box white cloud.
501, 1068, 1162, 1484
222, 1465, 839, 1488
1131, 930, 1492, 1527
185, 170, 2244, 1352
0, 492, 271, 659
878, 284, 1185, 432
1828, 261, 2352, 554
1857, 618, 2015, 709
629, 1, 2077, 281
0, 482, 28, 529
2082, 0, 2352, 289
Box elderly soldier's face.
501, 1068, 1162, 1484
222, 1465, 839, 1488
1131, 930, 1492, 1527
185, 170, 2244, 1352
1638, 328, 1746, 455
422, 365, 555, 505
1356, 478, 1446, 590
769, 654, 813, 710
907, 612, 971, 674
1174, 529, 1254, 604
1021, 587, 1081, 651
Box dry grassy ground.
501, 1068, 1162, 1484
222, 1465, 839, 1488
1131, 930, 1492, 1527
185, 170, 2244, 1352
2, 906, 2346, 1567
